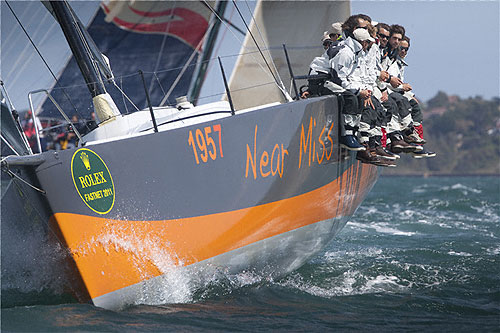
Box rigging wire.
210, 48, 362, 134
148, 1, 176, 98
2, 1, 33, 47
243, 0, 288, 94
201, 0, 284, 93
118, 76, 130, 114
10, 25, 59, 90
199, 0, 245, 36
2, 167, 71, 252
25, 49, 268, 95
231, 0, 289, 100
159, 28, 210, 106
112, 81, 140, 112
0, 135, 21, 157
5, 1, 90, 133
153, 72, 167, 99
8, 6, 52, 83
67, 2, 106, 93
2, 167, 46, 194
197, 4, 236, 96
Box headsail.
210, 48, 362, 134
227, 1, 350, 110
38, 1, 215, 118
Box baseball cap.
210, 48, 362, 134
353, 28, 375, 42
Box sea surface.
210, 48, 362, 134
2, 176, 499, 332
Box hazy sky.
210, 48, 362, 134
1, 1, 499, 111
201, 0, 500, 104
350, 0, 500, 102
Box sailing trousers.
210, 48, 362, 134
318, 84, 361, 137
359, 96, 384, 147
339, 90, 361, 136
409, 97, 423, 125
381, 96, 398, 133
386, 92, 413, 133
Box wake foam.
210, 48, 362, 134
278, 271, 408, 298
348, 222, 418, 236
441, 183, 482, 195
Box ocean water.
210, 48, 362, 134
2, 176, 499, 331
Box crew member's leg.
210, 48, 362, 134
407, 96, 436, 158
386, 93, 422, 153
339, 90, 365, 151
372, 98, 399, 161
356, 96, 397, 166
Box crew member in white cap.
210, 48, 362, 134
302, 18, 367, 152
329, 27, 381, 158
343, 28, 394, 166
325, 22, 344, 59
362, 23, 401, 161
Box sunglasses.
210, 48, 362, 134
355, 26, 368, 30
378, 33, 389, 39
400, 47, 409, 51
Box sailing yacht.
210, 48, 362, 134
1, 0, 379, 310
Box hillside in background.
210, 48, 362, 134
384, 92, 500, 176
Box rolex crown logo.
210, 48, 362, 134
80, 152, 91, 170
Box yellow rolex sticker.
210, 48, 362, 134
71, 148, 115, 214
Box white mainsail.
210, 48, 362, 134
227, 1, 350, 110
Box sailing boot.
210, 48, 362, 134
412, 149, 437, 159
340, 135, 366, 151
375, 145, 400, 160
356, 145, 381, 165
403, 127, 426, 145
374, 157, 397, 167
372, 136, 399, 160
367, 147, 395, 167
389, 132, 421, 153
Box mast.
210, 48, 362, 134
48, 1, 120, 124
49, 1, 105, 98
189, 1, 228, 105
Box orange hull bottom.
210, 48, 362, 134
51, 162, 377, 305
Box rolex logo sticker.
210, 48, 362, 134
71, 148, 115, 214
80, 152, 91, 170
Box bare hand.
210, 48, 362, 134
359, 89, 371, 99
301, 91, 310, 99
379, 71, 390, 82
363, 97, 375, 109
381, 90, 388, 103
402, 83, 412, 91
390, 76, 403, 88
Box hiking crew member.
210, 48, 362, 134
357, 24, 400, 166
304, 15, 368, 152
394, 36, 436, 158
302, 14, 435, 166
380, 24, 423, 154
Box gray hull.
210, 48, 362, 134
27, 96, 378, 308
